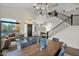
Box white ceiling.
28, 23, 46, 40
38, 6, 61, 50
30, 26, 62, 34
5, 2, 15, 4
0, 3, 34, 8
0, 3, 79, 11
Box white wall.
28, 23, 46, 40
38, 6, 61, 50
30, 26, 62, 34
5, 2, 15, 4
50, 26, 79, 49
32, 24, 46, 36
0, 6, 33, 19
24, 24, 27, 37
32, 24, 39, 36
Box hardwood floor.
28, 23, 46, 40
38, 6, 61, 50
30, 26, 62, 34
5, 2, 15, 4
65, 47, 79, 56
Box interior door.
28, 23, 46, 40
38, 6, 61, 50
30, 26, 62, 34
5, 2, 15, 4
27, 24, 32, 37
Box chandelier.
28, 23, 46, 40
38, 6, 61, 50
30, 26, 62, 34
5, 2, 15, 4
33, 3, 49, 16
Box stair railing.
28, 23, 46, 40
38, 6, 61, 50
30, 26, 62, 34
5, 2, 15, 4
46, 10, 79, 38
47, 16, 71, 38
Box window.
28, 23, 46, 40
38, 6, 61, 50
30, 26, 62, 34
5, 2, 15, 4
1, 23, 16, 35
0, 18, 20, 39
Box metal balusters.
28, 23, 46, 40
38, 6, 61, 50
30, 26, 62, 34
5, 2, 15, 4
48, 17, 71, 38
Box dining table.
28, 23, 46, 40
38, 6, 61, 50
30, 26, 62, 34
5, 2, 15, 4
6, 40, 63, 56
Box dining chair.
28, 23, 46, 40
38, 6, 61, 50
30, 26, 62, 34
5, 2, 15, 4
31, 38, 37, 44
58, 47, 65, 56
58, 43, 67, 56
52, 37, 59, 41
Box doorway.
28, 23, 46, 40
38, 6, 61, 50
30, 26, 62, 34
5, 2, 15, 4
27, 24, 32, 37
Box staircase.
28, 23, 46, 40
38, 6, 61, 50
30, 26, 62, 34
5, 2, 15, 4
47, 10, 79, 38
